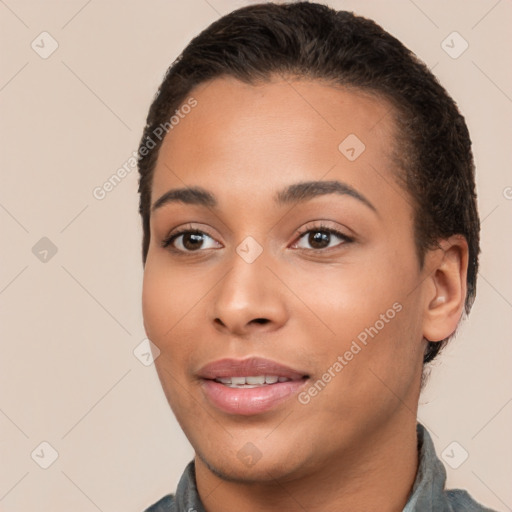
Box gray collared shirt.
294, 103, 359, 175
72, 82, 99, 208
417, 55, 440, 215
144, 423, 496, 511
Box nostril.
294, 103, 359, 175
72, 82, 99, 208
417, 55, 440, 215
252, 318, 270, 325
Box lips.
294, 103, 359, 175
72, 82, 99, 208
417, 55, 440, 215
198, 357, 307, 381
198, 357, 309, 415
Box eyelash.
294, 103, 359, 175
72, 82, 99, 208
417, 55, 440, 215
161, 224, 354, 254
293, 224, 354, 250
161, 228, 207, 250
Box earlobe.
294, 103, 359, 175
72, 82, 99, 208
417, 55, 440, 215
422, 235, 469, 343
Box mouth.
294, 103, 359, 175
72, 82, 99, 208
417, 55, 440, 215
213, 375, 297, 388
198, 357, 310, 415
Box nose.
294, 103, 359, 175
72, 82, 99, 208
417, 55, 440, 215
211, 251, 288, 337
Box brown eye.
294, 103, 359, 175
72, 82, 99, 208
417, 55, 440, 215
308, 231, 331, 249
181, 232, 206, 251
163, 230, 221, 253
294, 227, 352, 251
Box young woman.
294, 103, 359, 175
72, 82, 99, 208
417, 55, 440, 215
137, 3, 494, 511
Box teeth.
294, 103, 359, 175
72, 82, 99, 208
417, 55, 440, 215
246, 376, 266, 385
214, 375, 290, 387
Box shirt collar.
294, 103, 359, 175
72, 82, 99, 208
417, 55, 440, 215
403, 423, 450, 511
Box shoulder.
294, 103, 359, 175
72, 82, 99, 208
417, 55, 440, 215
444, 489, 498, 512
405, 424, 498, 512
142, 494, 175, 512
143, 460, 200, 512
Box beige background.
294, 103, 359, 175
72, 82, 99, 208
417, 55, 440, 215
1, 0, 511, 510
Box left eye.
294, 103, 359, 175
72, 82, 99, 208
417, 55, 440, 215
293, 229, 351, 250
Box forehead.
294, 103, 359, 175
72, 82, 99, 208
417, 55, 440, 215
152, 76, 402, 211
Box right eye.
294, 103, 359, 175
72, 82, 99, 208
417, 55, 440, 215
162, 229, 222, 253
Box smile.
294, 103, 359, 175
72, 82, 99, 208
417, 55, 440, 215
198, 357, 309, 415
214, 375, 292, 387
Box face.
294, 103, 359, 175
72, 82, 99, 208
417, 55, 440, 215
142, 76, 430, 482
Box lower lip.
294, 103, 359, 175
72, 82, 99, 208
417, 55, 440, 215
201, 379, 307, 415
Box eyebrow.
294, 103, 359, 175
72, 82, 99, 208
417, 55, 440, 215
152, 186, 216, 211
275, 180, 377, 212
151, 180, 376, 213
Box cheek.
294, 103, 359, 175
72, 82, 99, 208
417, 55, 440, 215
142, 253, 220, 395
297, 255, 415, 343
299, 243, 424, 379
141, 254, 193, 343
142, 258, 200, 408
141, 265, 169, 343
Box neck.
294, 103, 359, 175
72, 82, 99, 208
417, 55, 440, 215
195, 412, 419, 512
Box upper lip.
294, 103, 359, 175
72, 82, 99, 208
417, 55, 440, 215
198, 357, 308, 381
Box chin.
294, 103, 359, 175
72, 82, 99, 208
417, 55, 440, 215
195, 440, 318, 485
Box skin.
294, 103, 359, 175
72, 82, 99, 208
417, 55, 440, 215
142, 76, 468, 512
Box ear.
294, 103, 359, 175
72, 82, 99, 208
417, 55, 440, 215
422, 235, 469, 343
